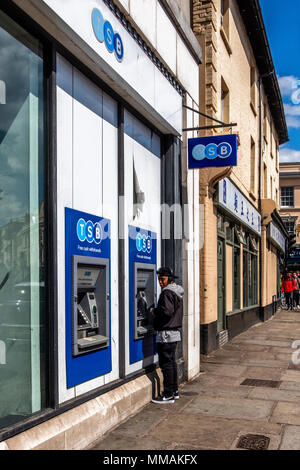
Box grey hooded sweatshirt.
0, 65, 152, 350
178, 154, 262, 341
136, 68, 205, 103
153, 282, 184, 343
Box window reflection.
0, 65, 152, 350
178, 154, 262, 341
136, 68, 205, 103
0, 11, 46, 428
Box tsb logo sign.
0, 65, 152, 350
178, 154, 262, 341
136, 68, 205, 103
188, 134, 237, 169
192, 142, 232, 161
77, 218, 102, 244
136, 233, 152, 254
92, 8, 124, 62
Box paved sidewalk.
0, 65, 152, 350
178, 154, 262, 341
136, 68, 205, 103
89, 309, 300, 450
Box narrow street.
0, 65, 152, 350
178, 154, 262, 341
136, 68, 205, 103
89, 308, 300, 451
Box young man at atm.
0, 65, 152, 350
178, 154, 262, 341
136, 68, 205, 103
151, 267, 184, 404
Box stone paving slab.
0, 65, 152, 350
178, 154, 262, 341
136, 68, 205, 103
232, 339, 293, 348
235, 359, 289, 368
192, 383, 251, 400
200, 363, 248, 377
242, 366, 285, 381
279, 380, 300, 392
92, 434, 174, 451
182, 396, 274, 421
268, 346, 295, 354
281, 370, 300, 382
146, 415, 282, 451
280, 425, 300, 450
107, 407, 169, 439
271, 402, 300, 426
223, 343, 269, 352
184, 374, 243, 388
248, 387, 300, 404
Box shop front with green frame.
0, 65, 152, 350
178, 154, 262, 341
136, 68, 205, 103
217, 211, 260, 340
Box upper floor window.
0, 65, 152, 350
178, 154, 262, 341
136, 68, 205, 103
250, 63, 256, 110
281, 187, 294, 207
263, 102, 268, 143
282, 219, 296, 234
221, 77, 230, 123
221, 0, 230, 38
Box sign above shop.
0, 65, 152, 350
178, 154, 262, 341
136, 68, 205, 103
218, 178, 262, 236
92, 8, 124, 62
268, 222, 286, 253
188, 134, 237, 169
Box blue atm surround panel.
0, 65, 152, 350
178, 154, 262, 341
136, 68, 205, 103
129, 225, 157, 364
65, 208, 112, 388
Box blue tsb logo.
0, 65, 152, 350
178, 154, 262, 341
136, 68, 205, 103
192, 142, 232, 161
136, 233, 152, 254
77, 218, 102, 245
92, 8, 124, 62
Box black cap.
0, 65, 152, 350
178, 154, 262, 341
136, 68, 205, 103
156, 267, 178, 279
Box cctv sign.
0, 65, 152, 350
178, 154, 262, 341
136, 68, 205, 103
188, 134, 237, 169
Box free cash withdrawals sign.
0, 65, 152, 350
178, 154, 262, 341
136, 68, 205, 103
188, 134, 237, 169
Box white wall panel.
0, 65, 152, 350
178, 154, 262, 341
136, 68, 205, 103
56, 54, 75, 403
133, 143, 161, 232
136, 51, 156, 108
177, 34, 199, 104
123, 130, 133, 372
117, 0, 129, 13
102, 92, 119, 384
154, 67, 182, 133
130, 0, 157, 48
73, 69, 103, 214
156, 2, 177, 74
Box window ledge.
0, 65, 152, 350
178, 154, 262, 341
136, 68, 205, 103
226, 304, 260, 317
249, 191, 256, 202
250, 101, 257, 117
220, 27, 232, 55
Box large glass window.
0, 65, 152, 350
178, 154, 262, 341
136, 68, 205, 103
0, 11, 47, 428
243, 235, 259, 308
233, 245, 240, 311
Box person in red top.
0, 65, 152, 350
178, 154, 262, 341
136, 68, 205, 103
281, 272, 296, 311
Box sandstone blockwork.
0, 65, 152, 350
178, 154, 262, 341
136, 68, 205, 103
192, 0, 218, 128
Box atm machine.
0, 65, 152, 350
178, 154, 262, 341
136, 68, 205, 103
72, 255, 109, 357
133, 263, 157, 340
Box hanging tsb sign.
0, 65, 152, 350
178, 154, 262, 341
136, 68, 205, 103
188, 134, 237, 169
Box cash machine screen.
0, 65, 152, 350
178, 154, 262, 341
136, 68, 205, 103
72, 258, 109, 356
134, 264, 156, 340
77, 267, 101, 288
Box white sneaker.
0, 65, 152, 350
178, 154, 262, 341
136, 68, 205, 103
152, 394, 175, 404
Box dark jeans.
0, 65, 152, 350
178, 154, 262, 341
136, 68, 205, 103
286, 291, 293, 309
157, 342, 178, 398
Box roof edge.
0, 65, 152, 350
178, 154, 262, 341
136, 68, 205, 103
236, 0, 289, 145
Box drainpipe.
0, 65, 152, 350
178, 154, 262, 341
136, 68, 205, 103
258, 75, 263, 318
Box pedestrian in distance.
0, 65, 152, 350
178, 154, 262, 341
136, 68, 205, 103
281, 272, 296, 311
151, 267, 184, 404
280, 273, 285, 308
293, 272, 300, 309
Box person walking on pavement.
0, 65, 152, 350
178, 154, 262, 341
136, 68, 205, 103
151, 267, 184, 404
293, 273, 300, 309
282, 272, 296, 311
